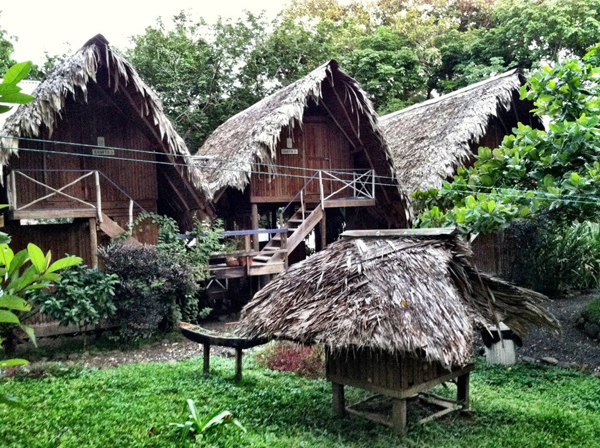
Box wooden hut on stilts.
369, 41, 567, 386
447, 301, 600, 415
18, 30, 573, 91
238, 228, 559, 434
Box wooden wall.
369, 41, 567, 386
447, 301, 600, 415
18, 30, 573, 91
10, 85, 158, 217
250, 116, 352, 203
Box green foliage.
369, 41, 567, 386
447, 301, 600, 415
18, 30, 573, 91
29, 264, 118, 334
582, 297, 600, 326
99, 243, 200, 342
170, 399, 246, 444
135, 213, 226, 281
0, 357, 599, 446
415, 43, 600, 234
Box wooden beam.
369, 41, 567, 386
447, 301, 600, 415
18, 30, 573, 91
457, 372, 470, 410
235, 348, 243, 382
203, 343, 210, 373
164, 172, 191, 211
89, 217, 98, 268
320, 209, 327, 250
341, 228, 457, 238
251, 203, 259, 251
392, 399, 408, 435
332, 383, 345, 417
10, 208, 97, 220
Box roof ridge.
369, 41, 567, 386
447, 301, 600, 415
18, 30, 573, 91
380, 69, 519, 122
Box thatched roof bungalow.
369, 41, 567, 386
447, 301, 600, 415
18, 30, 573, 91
0, 34, 210, 268
195, 60, 409, 228
240, 228, 559, 369
379, 69, 542, 196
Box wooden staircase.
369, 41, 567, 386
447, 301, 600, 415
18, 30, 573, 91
98, 213, 140, 245
253, 202, 324, 268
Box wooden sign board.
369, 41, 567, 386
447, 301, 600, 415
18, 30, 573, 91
281, 148, 298, 155
92, 149, 115, 156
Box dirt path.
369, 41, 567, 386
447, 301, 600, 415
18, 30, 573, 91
517, 293, 600, 371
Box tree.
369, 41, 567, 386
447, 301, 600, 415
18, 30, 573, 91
415, 43, 600, 235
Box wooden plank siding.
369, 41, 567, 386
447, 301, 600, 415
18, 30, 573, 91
250, 116, 352, 203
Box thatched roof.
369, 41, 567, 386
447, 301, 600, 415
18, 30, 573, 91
194, 60, 405, 219
239, 229, 559, 369
0, 34, 202, 189
380, 70, 533, 193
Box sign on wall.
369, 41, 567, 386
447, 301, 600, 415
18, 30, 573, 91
281, 148, 298, 155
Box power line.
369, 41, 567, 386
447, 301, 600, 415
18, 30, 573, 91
5, 135, 600, 204
6, 144, 600, 207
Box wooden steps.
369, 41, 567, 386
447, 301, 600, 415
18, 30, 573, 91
98, 213, 140, 245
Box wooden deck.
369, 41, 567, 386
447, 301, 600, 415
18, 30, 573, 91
10, 207, 97, 220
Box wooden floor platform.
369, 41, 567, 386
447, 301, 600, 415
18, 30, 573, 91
323, 198, 376, 208
10, 207, 97, 220
209, 261, 286, 279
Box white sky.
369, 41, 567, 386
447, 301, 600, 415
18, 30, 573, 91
2, 0, 290, 64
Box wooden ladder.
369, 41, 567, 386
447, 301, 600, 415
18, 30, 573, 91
253, 203, 323, 267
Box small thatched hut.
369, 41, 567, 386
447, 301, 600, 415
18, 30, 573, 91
0, 34, 210, 268
194, 60, 409, 278
239, 228, 559, 433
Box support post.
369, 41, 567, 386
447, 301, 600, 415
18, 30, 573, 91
319, 171, 324, 207
89, 217, 98, 268
235, 348, 243, 382
371, 170, 375, 199
10, 171, 17, 210
94, 171, 103, 223
281, 231, 288, 268
320, 210, 327, 250
251, 203, 259, 251
457, 372, 470, 410
203, 343, 210, 374
244, 235, 251, 252
332, 382, 345, 417
392, 399, 408, 435
128, 199, 134, 230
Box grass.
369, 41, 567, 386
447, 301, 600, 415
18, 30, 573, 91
1, 356, 599, 447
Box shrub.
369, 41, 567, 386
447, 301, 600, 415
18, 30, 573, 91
510, 220, 600, 294
29, 264, 118, 345
578, 297, 600, 341
99, 243, 200, 342
255, 341, 324, 378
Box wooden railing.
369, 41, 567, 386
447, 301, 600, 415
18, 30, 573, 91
7, 169, 147, 228
282, 169, 375, 216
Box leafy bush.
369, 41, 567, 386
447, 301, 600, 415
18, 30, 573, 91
510, 220, 600, 294
29, 264, 118, 342
134, 213, 226, 281
255, 341, 324, 378
99, 243, 200, 342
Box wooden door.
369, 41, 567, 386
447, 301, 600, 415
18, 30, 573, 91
303, 118, 351, 199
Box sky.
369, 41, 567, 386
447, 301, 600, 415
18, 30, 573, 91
1, 0, 290, 64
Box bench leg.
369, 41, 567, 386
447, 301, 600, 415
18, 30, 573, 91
457, 372, 470, 410
332, 382, 345, 417
235, 348, 243, 382
392, 399, 408, 435
203, 343, 210, 374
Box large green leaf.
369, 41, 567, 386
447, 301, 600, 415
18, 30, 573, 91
0, 105, 11, 114
2, 61, 32, 85
27, 243, 47, 273
0, 359, 28, 368
0, 295, 31, 312
47, 256, 83, 273
19, 324, 36, 347
0, 92, 35, 104
0, 310, 20, 324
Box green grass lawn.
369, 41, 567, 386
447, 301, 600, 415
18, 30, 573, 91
1, 356, 599, 447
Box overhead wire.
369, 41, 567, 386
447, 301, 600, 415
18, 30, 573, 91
2, 138, 600, 207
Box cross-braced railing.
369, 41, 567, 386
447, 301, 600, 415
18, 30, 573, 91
7, 169, 147, 228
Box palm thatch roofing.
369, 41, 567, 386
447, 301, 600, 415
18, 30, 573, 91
239, 229, 559, 369
379, 70, 538, 194
194, 60, 408, 223
0, 34, 203, 190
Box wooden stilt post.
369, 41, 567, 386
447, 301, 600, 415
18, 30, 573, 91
320, 210, 327, 250
457, 372, 470, 410
332, 382, 345, 417
203, 343, 210, 374
251, 203, 259, 251
392, 399, 408, 435
235, 348, 243, 382
89, 217, 98, 268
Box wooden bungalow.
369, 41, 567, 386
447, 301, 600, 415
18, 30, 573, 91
0, 34, 211, 267
194, 60, 409, 279
238, 228, 559, 434
379, 70, 543, 276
